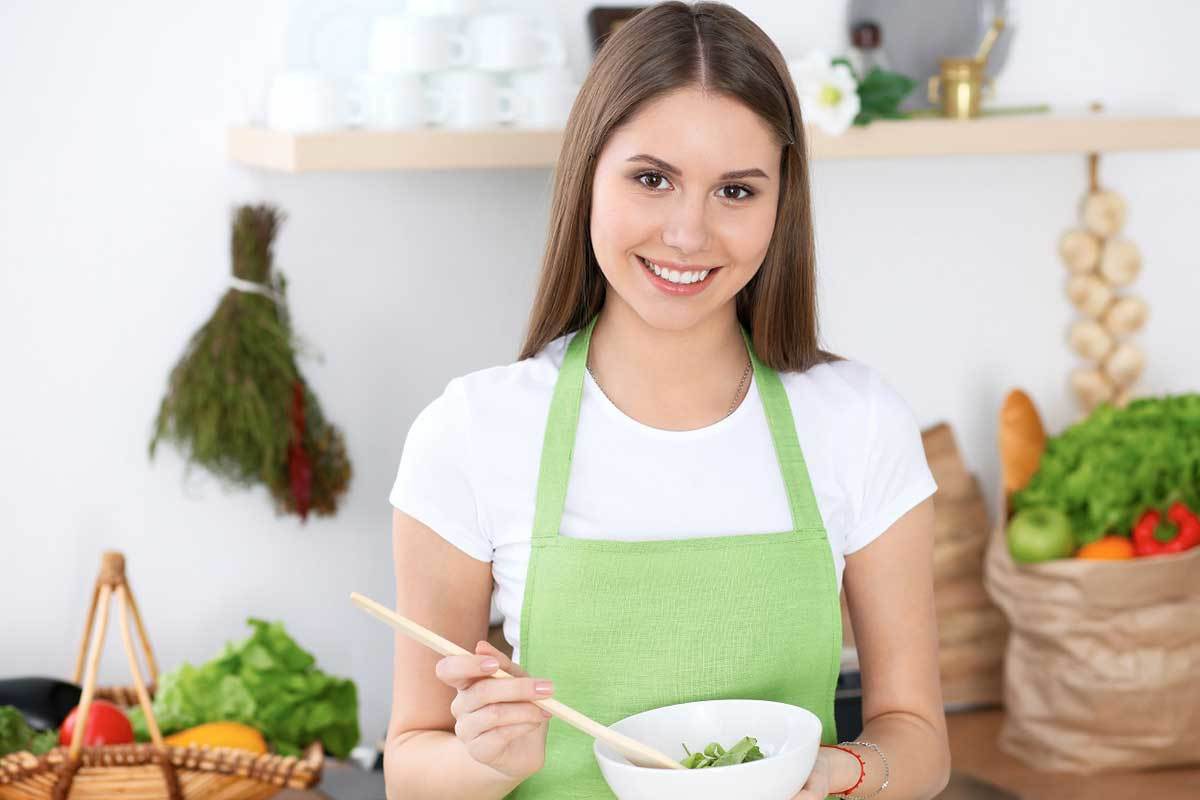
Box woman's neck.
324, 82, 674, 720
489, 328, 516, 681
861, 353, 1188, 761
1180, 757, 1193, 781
586, 299, 751, 431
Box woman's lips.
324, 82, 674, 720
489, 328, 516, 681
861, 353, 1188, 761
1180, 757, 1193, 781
637, 255, 720, 296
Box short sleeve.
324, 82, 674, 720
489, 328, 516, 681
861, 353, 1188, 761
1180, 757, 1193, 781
844, 369, 939, 554
389, 378, 493, 563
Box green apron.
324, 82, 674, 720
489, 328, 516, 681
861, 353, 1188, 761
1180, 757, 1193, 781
506, 314, 841, 799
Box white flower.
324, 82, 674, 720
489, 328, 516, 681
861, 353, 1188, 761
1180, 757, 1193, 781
787, 50, 861, 136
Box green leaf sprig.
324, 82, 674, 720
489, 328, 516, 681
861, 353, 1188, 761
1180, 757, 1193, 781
831, 59, 918, 126
679, 736, 765, 768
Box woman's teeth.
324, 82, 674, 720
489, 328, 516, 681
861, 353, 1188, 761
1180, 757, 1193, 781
639, 256, 712, 285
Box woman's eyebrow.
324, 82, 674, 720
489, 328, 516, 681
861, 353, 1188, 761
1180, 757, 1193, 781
625, 154, 770, 181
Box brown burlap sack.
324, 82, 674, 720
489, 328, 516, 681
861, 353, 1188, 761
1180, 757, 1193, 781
983, 489, 1200, 772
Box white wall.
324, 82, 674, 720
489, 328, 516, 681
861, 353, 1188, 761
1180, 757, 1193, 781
3, 0, 1199, 748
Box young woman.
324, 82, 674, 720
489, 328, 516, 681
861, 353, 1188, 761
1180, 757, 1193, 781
384, 3, 950, 798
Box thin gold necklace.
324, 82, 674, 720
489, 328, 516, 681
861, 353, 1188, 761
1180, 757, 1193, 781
586, 359, 753, 418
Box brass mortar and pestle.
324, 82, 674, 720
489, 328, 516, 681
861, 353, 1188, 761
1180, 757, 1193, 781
928, 16, 1006, 119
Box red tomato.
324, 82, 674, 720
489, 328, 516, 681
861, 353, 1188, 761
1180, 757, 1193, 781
58, 700, 135, 746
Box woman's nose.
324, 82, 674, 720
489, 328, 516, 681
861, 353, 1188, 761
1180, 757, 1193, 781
659, 193, 711, 254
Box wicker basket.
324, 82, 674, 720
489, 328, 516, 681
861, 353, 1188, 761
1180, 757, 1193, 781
0, 552, 323, 800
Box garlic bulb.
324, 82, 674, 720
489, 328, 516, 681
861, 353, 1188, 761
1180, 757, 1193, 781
1071, 368, 1115, 414
1068, 319, 1114, 360
1082, 189, 1127, 238
1113, 385, 1136, 408
1065, 274, 1114, 318
1098, 238, 1142, 287
1102, 341, 1145, 387
1101, 296, 1149, 336
1068, 174, 1143, 416
1059, 229, 1101, 273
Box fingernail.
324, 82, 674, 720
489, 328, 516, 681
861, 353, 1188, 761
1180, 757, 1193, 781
480, 658, 499, 672
541, 708, 553, 717
535, 680, 554, 695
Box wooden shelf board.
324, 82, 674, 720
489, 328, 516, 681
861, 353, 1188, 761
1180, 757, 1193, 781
227, 126, 564, 172
813, 113, 1200, 158
228, 114, 1200, 172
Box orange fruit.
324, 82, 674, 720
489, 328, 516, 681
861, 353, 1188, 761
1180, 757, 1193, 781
1076, 535, 1135, 560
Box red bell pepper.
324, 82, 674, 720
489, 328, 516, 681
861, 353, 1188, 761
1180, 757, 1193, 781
1131, 501, 1200, 556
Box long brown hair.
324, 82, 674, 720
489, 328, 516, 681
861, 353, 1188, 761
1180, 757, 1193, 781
517, 1, 842, 372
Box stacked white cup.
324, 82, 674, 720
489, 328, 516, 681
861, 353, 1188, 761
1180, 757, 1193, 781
263, 1, 579, 133
265, 71, 346, 133
364, 0, 579, 131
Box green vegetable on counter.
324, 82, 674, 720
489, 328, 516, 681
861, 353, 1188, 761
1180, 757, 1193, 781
1012, 394, 1200, 545
679, 736, 765, 768
0, 705, 59, 757
126, 618, 359, 758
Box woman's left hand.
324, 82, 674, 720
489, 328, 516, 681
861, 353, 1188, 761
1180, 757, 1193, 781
790, 746, 839, 800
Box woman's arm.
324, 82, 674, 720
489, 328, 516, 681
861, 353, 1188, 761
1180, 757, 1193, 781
383, 508, 521, 800
831, 496, 951, 799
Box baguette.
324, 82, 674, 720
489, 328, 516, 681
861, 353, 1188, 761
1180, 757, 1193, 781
999, 389, 1047, 496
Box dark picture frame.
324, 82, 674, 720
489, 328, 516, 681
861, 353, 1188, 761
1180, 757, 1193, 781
586, 6, 648, 56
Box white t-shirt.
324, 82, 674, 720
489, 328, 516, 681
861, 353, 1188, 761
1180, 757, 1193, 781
390, 329, 938, 665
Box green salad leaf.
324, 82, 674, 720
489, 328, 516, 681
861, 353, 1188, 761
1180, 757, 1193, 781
0, 706, 58, 757
128, 618, 359, 758
1011, 394, 1200, 544
680, 736, 765, 768
29, 730, 58, 754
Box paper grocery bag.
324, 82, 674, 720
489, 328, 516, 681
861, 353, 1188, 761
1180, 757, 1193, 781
983, 487, 1200, 772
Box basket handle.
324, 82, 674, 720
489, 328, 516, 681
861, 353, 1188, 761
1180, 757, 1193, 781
115, 584, 167, 746
67, 581, 111, 759
54, 552, 181, 800
73, 552, 159, 686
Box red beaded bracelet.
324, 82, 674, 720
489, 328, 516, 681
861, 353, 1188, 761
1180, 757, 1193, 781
821, 744, 866, 796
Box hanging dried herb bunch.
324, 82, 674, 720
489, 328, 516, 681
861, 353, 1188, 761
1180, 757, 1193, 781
149, 204, 351, 520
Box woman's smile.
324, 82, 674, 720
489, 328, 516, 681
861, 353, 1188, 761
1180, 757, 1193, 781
636, 254, 722, 295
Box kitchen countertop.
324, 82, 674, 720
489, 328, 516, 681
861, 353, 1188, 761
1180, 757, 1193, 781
277, 709, 1200, 800
945, 708, 1200, 799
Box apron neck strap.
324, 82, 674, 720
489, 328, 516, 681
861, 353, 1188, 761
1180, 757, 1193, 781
742, 325, 823, 531
530, 315, 595, 542
531, 315, 821, 541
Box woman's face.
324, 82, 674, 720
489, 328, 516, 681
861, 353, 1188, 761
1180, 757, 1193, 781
590, 86, 782, 332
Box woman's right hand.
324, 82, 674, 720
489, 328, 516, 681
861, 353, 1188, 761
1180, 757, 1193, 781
436, 639, 555, 782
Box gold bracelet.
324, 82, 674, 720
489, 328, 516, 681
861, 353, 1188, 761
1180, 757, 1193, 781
838, 740, 889, 799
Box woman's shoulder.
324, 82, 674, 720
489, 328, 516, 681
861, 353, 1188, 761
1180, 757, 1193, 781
778, 357, 879, 404
781, 359, 936, 554
421, 331, 574, 423
776, 357, 918, 427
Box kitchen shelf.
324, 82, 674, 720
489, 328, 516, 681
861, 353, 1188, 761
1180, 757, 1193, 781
228, 113, 1200, 172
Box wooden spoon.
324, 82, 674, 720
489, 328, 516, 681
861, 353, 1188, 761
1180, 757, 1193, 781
350, 592, 685, 770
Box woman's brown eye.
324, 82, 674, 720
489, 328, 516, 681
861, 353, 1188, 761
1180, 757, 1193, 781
639, 173, 665, 189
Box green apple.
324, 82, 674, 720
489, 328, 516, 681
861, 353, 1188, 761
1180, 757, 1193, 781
1006, 507, 1076, 563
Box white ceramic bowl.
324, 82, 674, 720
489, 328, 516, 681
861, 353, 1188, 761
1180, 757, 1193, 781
594, 699, 822, 800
